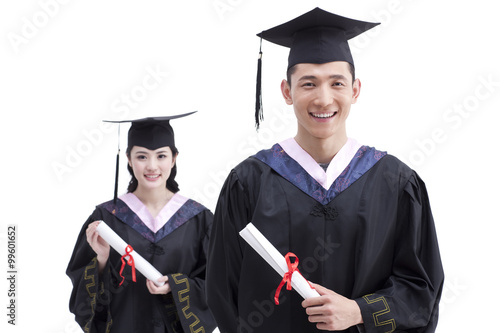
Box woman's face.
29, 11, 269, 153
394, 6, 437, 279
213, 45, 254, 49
128, 146, 176, 192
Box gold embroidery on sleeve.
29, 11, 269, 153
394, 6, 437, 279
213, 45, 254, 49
363, 294, 396, 333
83, 258, 97, 333
171, 273, 205, 333
83, 257, 112, 333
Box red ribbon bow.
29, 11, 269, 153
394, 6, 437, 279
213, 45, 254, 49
275, 252, 300, 305
119, 245, 137, 286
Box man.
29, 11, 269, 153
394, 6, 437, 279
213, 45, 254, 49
207, 7, 444, 332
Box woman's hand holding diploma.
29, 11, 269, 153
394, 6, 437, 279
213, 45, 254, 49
86, 221, 110, 273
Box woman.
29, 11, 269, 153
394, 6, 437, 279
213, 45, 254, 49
66, 112, 216, 333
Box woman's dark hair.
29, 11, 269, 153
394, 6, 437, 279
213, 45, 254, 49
126, 146, 180, 193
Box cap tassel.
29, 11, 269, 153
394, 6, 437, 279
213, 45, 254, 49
255, 37, 263, 130
113, 151, 120, 205
113, 124, 121, 205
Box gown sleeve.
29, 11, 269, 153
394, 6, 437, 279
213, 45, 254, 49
66, 212, 120, 333
206, 170, 249, 333
166, 210, 217, 333
354, 172, 444, 332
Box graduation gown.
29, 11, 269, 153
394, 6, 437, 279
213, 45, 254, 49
67, 192, 216, 333
207, 138, 444, 333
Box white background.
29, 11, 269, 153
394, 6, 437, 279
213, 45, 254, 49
1, 0, 499, 332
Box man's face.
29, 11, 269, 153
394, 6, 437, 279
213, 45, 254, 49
281, 61, 360, 143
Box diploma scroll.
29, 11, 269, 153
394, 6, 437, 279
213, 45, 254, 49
239, 223, 320, 300
96, 221, 165, 287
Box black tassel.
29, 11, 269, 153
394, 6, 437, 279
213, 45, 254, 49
113, 124, 121, 205
255, 37, 263, 130
113, 151, 120, 205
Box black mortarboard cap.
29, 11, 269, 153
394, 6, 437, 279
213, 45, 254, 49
103, 111, 196, 204
254, 8, 379, 128
105, 111, 196, 151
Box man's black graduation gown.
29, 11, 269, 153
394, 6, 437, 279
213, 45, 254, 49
67, 195, 216, 333
207, 142, 444, 332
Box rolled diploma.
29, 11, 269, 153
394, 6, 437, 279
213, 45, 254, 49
239, 223, 319, 299
96, 221, 165, 287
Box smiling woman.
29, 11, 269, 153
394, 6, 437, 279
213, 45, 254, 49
127, 146, 178, 218
127, 146, 178, 192
66, 112, 216, 332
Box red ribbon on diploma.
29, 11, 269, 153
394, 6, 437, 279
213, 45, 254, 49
119, 245, 137, 286
274, 252, 313, 305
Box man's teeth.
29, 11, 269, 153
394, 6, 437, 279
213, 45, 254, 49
311, 112, 336, 118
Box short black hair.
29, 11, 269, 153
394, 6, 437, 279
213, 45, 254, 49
286, 62, 355, 87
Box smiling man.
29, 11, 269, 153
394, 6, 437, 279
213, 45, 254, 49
282, 61, 359, 166
207, 8, 444, 333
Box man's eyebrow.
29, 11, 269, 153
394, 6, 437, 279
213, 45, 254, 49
329, 74, 348, 80
297, 75, 317, 81
297, 74, 348, 81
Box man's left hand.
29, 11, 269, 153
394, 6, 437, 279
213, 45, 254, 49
302, 283, 363, 331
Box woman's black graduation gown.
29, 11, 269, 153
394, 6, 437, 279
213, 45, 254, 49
67, 195, 216, 333
207, 143, 444, 332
